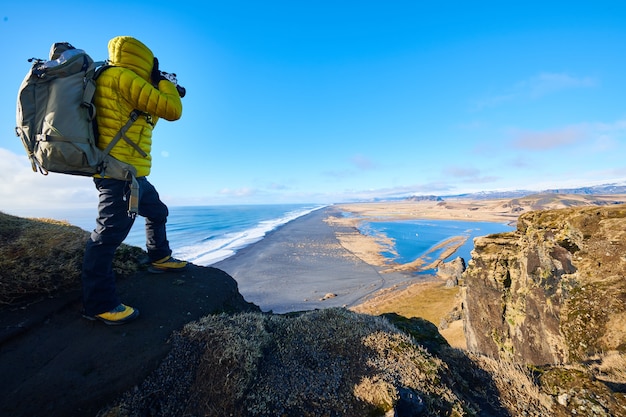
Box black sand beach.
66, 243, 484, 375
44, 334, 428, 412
214, 206, 414, 313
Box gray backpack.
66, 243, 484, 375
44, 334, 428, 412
15, 42, 142, 216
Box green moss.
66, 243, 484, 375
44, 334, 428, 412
561, 283, 611, 361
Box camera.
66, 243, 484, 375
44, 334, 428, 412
159, 71, 186, 98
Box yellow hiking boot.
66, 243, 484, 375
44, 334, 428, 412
149, 256, 188, 273
84, 304, 139, 325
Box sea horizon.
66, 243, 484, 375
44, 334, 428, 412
5, 203, 512, 269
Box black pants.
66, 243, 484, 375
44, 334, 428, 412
81, 177, 172, 316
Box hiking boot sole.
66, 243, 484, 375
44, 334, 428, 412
147, 265, 188, 274
82, 309, 140, 325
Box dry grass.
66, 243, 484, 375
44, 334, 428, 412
110, 308, 616, 416
351, 280, 465, 348
352, 280, 459, 324
0, 211, 144, 305
105, 309, 489, 416
471, 354, 553, 415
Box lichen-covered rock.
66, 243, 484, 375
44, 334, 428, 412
463, 204, 626, 365
537, 366, 626, 417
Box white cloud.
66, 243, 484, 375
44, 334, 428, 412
268, 182, 289, 190
350, 154, 377, 170
524, 73, 596, 98
509, 118, 626, 152
443, 166, 481, 178
218, 187, 256, 197
322, 169, 356, 180
511, 125, 588, 150
473, 72, 597, 110
0, 148, 97, 213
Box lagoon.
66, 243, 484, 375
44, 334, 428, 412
359, 219, 513, 273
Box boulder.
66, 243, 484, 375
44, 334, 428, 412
436, 256, 466, 287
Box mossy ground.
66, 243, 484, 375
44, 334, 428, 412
0, 211, 144, 306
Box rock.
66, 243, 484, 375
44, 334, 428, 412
462, 205, 626, 365
436, 256, 465, 286
394, 387, 425, 416
439, 307, 462, 331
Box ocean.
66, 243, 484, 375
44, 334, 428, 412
17, 204, 512, 270
26, 204, 325, 265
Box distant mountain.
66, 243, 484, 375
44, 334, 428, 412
444, 190, 532, 200
405, 182, 626, 201
544, 184, 626, 195
404, 195, 443, 202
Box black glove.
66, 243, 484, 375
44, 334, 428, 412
151, 57, 165, 85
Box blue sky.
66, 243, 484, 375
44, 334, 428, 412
2, 1, 626, 214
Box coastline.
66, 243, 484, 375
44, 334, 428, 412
216, 199, 528, 347
324, 199, 518, 274
327, 200, 524, 348
213, 206, 416, 314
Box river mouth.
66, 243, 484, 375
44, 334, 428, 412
358, 219, 513, 274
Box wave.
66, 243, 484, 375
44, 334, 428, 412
14, 203, 326, 266
171, 205, 325, 265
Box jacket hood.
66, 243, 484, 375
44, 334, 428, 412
107, 36, 154, 81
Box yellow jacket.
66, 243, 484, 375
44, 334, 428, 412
94, 36, 182, 177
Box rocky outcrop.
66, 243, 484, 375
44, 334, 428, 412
101, 309, 516, 417
462, 204, 626, 365
436, 256, 466, 287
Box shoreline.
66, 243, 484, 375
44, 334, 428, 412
324, 200, 515, 274
213, 201, 502, 348
215, 196, 625, 346
214, 199, 522, 310
213, 206, 420, 314
213, 198, 538, 346
325, 201, 524, 348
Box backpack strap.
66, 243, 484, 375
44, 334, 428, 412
91, 64, 144, 218
128, 175, 140, 218
91, 64, 147, 158
101, 110, 148, 158
82, 60, 106, 122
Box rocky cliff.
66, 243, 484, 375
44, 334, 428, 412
463, 204, 626, 365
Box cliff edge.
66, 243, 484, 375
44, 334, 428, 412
463, 204, 626, 365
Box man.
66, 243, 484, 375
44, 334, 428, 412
82, 36, 187, 325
